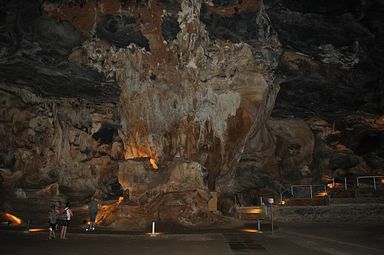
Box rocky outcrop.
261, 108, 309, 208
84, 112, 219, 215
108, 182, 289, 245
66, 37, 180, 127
1, 0, 383, 227
77, 0, 281, 192
266, 0, 384, 117
0, 0, 282, 227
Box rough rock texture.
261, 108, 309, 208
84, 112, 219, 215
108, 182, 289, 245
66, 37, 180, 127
265, 0, 384, 117
77, 0, 281, 194
0, 0, 384, 227
0, 89, 120, 199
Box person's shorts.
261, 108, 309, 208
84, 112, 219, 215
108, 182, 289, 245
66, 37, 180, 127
49, 223, 57, 229
90, 212, 97, 221
61, 220, 70, 227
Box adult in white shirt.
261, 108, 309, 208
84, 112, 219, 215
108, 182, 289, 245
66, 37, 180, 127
60, 202, 73, 240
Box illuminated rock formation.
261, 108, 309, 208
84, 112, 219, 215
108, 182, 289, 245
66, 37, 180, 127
0, 0, 383, 227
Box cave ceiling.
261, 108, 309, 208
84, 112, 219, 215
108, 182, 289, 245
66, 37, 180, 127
0, 0, 382, 114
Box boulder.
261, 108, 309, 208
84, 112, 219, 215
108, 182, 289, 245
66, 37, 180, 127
35, 183, 60, 198
365, 153, 384, 169
329, 153, 360, 170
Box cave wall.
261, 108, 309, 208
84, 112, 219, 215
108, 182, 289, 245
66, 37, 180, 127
0, 89, 121, 199
0, 0, 282, 227
62, 0, 282, 192
229, 0, 384, 204
0, 0, 384, 226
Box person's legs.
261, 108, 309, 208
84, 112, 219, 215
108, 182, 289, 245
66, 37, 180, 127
63, 220, 70, 239
62, 226, 67, 239
52, 224, 56, 239
49, 224, 55, 239
61, 223, 66, 239
89, 213, 96, 230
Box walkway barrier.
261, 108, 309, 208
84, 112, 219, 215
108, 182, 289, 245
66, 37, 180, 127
234, 195, 266, 231
329, 177, 349, 190
279, 176, 384, 204
357, 176, 384, 191
279, 185, 327, 205
279, 188, 292, 204
290, 185, 327, 199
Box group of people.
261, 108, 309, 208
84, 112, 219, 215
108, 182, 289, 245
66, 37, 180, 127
48, 197, 99, 240
48, 202, 73, 240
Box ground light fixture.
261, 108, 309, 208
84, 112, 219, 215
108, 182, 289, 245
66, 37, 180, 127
146, 221, 161, 237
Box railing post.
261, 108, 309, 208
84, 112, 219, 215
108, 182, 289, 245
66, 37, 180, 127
270, 203, 274, 236
344, 177, 347, 191
310, 185, 313, 199
373, 177, 377, 191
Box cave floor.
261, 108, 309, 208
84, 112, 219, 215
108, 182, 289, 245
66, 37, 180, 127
1, 222, 383, 255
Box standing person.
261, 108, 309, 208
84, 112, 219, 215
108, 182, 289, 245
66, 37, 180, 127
48, 204, 57, 240
87, 197, 99, 231
55, 201, 62, 230
60, 202, 73, 240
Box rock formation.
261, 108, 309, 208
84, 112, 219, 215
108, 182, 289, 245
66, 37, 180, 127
0, 0, 383, 228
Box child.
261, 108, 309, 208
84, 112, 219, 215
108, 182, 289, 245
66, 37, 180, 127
60, 202, 73, 240
48, 205, 57, 240
55, 202, 61, 230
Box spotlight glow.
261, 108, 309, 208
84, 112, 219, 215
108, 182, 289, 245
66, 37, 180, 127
4, 213, 22, 225
28, 228, 46, 232
240, 229, 260, 233
145, 232, 162, 236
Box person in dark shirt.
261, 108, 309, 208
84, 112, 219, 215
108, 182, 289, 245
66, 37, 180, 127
87, 197, 99, 231
48, 204, 57, 240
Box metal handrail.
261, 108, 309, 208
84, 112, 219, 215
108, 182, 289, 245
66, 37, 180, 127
291, 185, 327, 199
278, 176, 384, 203
279, 188, 291, 203
279, 185, 327, 201
329, 177, 350, 190
357, 176, 384, 191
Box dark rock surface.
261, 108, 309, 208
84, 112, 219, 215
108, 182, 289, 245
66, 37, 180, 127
158, 0, 181, 12
0, 0, 120, 102
329, 153, 360, 170
265, 0, 384, 118
162, 15, 180, 42
95, 15, 150, 50
200, 3, 269, 48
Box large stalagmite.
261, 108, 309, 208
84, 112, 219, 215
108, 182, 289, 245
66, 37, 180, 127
0, 0, 281, 228
78, 0, 281, 191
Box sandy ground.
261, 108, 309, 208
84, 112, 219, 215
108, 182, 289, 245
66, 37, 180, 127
1, 222, 383, 255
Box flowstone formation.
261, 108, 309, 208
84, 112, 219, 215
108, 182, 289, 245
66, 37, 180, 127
0, 0, 282, 228
1, 0, 383, 228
